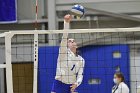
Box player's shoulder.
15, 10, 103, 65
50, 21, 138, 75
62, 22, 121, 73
78, 55, 85, 62
119, 82, 129, 90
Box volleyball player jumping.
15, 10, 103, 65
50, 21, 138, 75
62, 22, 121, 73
51, 14, 85, 93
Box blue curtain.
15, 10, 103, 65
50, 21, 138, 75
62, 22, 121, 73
0, 0, 17, 23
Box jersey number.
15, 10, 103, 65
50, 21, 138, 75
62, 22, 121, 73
71, 65, 75, 71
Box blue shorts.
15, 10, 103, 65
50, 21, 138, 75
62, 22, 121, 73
51, 80, 77, 93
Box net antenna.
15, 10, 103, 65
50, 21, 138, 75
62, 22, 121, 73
33, 0, 39, 93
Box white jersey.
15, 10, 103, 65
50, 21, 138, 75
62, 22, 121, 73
112, 82, 129, 93
55, 20, 85, 87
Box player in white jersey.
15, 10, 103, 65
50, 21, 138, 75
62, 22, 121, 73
112, 72, 129, 93
51, 14, 85, 93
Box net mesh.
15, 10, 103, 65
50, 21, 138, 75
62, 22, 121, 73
0, 29, 140, 93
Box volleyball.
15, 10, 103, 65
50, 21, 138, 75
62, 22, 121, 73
71, 4, 85, 18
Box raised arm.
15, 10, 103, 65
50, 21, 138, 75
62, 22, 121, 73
55, 15, 72, 77
58, 14, 71, 61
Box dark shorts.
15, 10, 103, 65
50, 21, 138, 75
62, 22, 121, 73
51, 80, 77, 93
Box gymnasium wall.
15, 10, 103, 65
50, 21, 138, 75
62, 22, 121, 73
0, 44, 140, 93
0, 1, 140, 93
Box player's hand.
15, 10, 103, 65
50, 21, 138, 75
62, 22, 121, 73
70, 84, 77, 92
64, 14, 72, 23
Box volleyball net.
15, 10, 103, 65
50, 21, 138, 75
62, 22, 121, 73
0, 28, 140, 93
